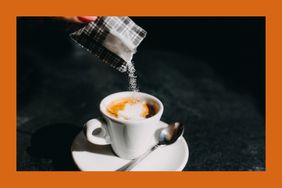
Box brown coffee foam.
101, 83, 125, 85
106, 97, 150, 119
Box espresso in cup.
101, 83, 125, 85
106, 97, 158, 121
84, 91, 163, 159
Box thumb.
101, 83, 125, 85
77, 16, 98, 23
62, 16, 97, 23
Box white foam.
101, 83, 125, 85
117, 102, 146, 120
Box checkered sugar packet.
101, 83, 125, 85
70, 16, 147, 72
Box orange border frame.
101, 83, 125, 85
1, 0, 281, 187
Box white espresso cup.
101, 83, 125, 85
84, 91, 164, 159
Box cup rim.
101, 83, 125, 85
99, 91, 164, 124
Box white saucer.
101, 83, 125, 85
71, 121, 189, 171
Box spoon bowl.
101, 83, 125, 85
159, 122, 184, 145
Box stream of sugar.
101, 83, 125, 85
127, 61, 139, 92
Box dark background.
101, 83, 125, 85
17, 17, 265, 171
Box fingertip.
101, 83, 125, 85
77, 16, 97, 23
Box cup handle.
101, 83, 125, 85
84, 118, 111, 145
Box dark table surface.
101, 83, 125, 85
17, 17, 265, 171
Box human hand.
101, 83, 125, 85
61, 16, 97, 23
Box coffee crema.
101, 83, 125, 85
106, 98, 157, 120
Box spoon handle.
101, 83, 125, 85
118, 144, 160, 171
